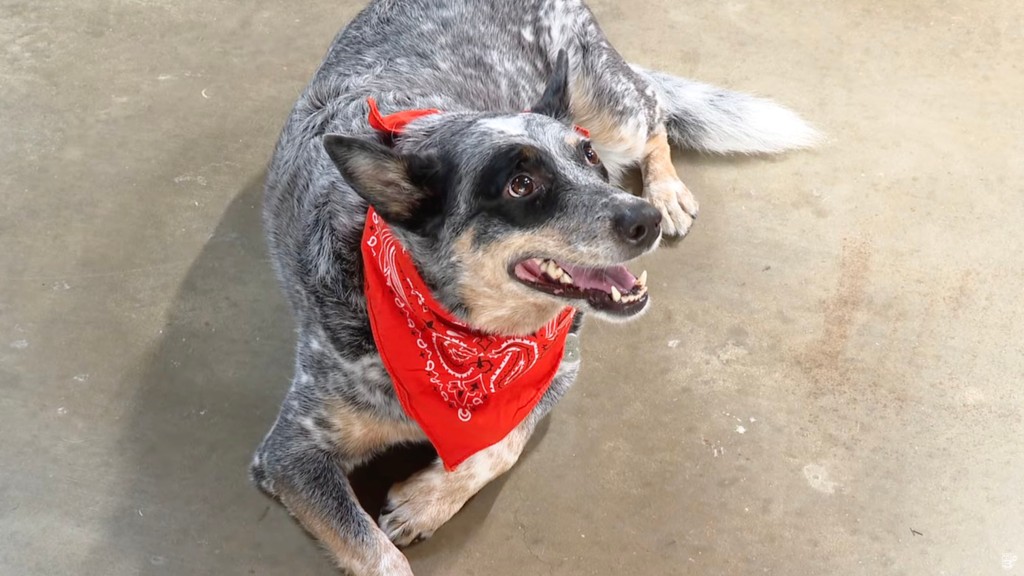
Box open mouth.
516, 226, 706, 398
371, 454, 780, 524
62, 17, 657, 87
511, 257, 649, 316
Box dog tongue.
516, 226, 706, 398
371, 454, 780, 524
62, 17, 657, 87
559, 263, 636, 293
516, 258, 544, 282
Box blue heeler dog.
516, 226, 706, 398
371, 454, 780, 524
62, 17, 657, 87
251, 0, 818, 573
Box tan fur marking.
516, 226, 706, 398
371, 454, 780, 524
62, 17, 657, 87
569, 84, 647, 164
452, 228, 568, 335
641, 128, 699, 236
280, 490, 413, 576
326, 401, 426, 460
346, 155, 421, 219
641, 129, 678, 186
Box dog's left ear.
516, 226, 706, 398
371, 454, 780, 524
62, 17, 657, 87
531, 49, 571, 121
322, 134, 442, 228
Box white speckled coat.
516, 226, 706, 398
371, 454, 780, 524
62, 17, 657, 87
251, 1, 816, 573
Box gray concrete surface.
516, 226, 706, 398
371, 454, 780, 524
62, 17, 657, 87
2, 1, 1022, 574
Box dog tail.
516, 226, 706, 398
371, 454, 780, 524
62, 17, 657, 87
635, 67, 821, 154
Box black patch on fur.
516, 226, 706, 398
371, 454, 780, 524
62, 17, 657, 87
469, 144, 566, 232
531, 49, 571, 121
569, 310, 585, 333
403, 152, 457, 236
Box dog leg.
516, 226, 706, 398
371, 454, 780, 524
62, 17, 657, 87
377, 418, 535, 547
376, 351, 581, 547
280, 481, 413, 576
253, 402, 421, 575
572, 71, 698, 237
542, 2, 698, 236
641, 128, 699, 237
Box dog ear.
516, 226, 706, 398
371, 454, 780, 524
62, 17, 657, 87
322, 135, 441, 227
531, 49, 571, 120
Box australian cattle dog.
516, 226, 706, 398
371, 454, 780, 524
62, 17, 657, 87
251, 1, 817, 574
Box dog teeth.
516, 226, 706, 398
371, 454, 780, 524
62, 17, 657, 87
614, 284, 649, 304
539, 259, 574, 284
542, 259, 567, 281
638, 270, 647, 288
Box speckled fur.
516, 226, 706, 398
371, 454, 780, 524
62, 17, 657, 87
251, 1, 815, 574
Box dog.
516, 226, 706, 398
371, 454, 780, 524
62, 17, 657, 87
250, 1, 817, 574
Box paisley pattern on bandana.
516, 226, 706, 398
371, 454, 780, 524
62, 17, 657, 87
362, 208, 575, 470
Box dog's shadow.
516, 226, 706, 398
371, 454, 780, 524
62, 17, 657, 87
77, 175, 545, 575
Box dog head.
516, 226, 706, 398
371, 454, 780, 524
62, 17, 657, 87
323, 52, 661, 336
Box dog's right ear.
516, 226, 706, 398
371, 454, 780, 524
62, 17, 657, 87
322, 135, 440, 226
531, 49, 571, 121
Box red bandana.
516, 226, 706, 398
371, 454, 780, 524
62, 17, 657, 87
365, 96, 591, 140
360, 97, 581, 469
362, 209, 575, 470
367, 97, 439, 137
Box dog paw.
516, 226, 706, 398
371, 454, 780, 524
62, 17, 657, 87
378, 467, 464, 548
646, 178, 699, 238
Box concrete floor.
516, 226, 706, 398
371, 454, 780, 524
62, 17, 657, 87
2, 0, 1022, 574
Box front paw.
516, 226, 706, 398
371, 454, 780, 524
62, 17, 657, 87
646, 178, 699, 238
378, 468, 463, 548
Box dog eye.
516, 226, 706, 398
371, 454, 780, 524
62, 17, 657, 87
507, 174, 537, 198
582, 141, 601, 165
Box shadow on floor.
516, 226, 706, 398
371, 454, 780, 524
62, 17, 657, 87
79, 174, 546, 575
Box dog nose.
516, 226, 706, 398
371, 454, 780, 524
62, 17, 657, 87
613, 202, 662, 246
